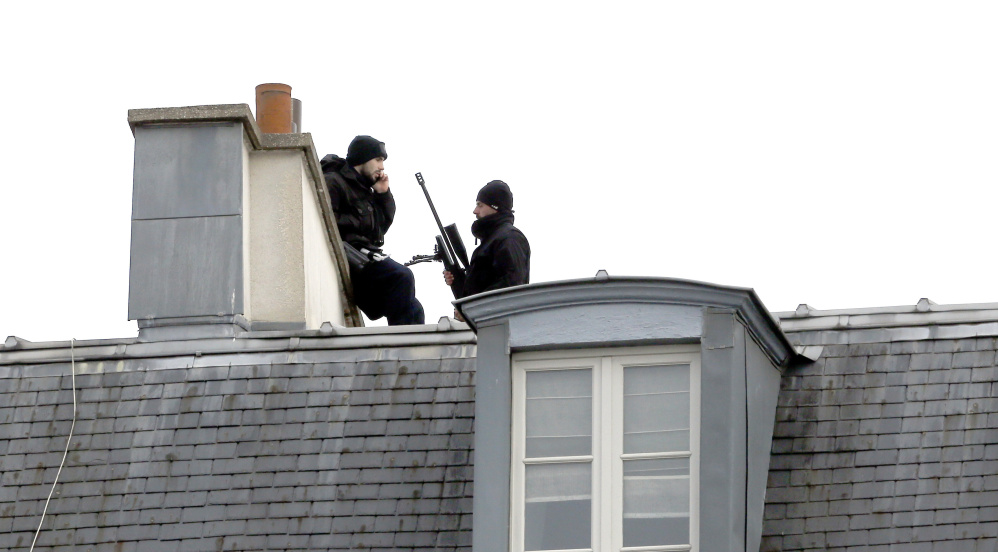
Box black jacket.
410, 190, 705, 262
451, 211, 530, 299
320, 154, 396, 250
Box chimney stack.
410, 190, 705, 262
127, 98, 361, 340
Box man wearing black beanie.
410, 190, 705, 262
320, 135, 424, 326
443, 180, 530, 300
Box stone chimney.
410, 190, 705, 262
126, 99, 361, 340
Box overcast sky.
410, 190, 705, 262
2, 2, 997, 342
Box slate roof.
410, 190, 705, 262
0, 323, 477, 551
764, 303, 998, 552
6, 300, 998, 551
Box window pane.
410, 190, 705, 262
524, 462, 592, 551
526, 369, 592, 458
622, 457, 690, 547
624, 364, 690, 454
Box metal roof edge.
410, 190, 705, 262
3, 335, 137, 351
1, 321, 475, 366
776, 301, 998, 332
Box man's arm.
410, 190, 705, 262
325, 173, 344, 212
373, 188, 396, 231
368, 169, 395, 231
481, 234, 530, 292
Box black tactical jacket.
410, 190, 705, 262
451, 211, 530, 299
320, 154, 396, 250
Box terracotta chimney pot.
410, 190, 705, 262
255, 83, 293, 133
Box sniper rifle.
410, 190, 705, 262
405, 173, 470, 285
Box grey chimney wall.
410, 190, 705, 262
128, 122, 248, 326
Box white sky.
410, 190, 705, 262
2, 2, 997, 342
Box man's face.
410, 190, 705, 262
355, 157, 385, 183
474, 201, 498, 220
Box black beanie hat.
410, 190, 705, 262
346, 135, 387, 166
476, 180, 513, 212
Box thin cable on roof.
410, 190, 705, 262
29, 338, 77, 552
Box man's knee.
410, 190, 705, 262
382, 263, 424, 325
397, 264, 416, 291
380, 259, 416, 293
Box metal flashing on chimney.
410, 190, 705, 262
136, 314, 252, 342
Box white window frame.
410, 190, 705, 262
511, 345, 701, 552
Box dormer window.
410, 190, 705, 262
457, 276, 795, 552
511, 346, 701, 551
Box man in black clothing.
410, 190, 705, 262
321, 135, 424, 326
444, 180, 530, 300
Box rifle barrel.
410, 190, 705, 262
414, 172, 465, 272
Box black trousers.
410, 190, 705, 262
350, 257, 425, 326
